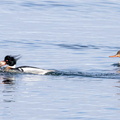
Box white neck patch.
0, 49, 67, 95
9, 65, 16, 68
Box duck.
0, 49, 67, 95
0, 55, 54, 75
109, 50, 120, 66
109, 50, 120, 58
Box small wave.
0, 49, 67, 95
57, 44, 99, 50
20, 1, 74, 9
55, 44, 120, 51
47, 70, 120, 79
21, 2, 46, 8
112, 63, 120, 67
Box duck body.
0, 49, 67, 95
15, 66, 54, 75
0, 55, 54, 75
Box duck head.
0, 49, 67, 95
0, 55, 20, 68
109, 51, 120, 58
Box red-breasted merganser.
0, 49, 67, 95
0, 55, 54, 75
109, 50, 120, 58
109, 50, 120, 64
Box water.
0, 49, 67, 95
0, 0, 120, 119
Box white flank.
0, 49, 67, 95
21, 67, 54, 75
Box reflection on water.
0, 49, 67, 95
0, 73, 16, 103
2, 77, 15, 85
0, 73, 16, 84
0, 74, 17, 119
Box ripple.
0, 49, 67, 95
112, 63, 120, 67
55, 43, 120, 51
21, 2, 46, 8
48, 70, 120, 79
20, 1, 76, 10
57, 44, 99, 50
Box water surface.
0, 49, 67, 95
0, 0, 120, 120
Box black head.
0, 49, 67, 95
4, 55, 20, 66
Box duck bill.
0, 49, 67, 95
0, 61, 6, 66
109, 55, 120, 57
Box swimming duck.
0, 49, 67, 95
0, 55, 54, 75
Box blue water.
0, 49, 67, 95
0, 0, 120, 119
